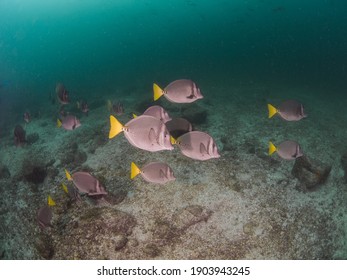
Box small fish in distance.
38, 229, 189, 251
57, 115, 81, 130
55, 83, 69, 105
14, 124, 26, 146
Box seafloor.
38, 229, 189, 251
0, 82, 346, 259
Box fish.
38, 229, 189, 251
268, 140, 303, 160
141, 105, 171, 123
14, 124, 26, 146
131, 162, 175, 184
65, 169, 107, 196
109, 115, 173, 152
57, 115, 81, 130
107, 100, 124, 115
62, 182, 80, 201
268, 100, 306, 121
23, 111, 31, 123
77, 100, 89, 115
55, 83, 69, 105
153, 79, 203, 103
166, 118, 192, 139
37, 195, 56, 229
172, 131, 220, 161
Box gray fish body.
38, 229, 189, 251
124, 115, 173, 152
166, 118, 192, 139
72, 172, 107, 196
277, 140, 303, 160
142, 105, 171, 123
278, 100, 306, 121
62, 115, 81, 130
177, 131, 220, 161
141, 162, 175, 184
164, 79, 203, 103
37, 205, 52, 229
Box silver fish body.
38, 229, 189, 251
62, 115, 81, 130
71, 172, 107, 196
37, 205, 52, 229
124, 115, 173, 152
277, 140, 303, 160
176, 131, 220, 161
140, 162, 175, 184
278, 100, 306, 121
142, 105, 171, 123
164, 79, 203, 103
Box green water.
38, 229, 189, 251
1, 0, 347, 106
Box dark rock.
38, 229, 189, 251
104, 190, 127, 205
73, 150, 87, 165
292, 155, 332, 191
114, 235, 128, 251
143, 243, 161, 258
172, 205, 213, 231
0, 164, 11, 179
53, 207, 137, 259
27, 133, 39, 145
181, 104, 207, 126
341, 152, 347, 182
24, 166, 47, 184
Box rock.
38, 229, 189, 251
53, 207, 136, 259
172, 205, 213, 231
341, 152, 347, 182
27, 133, 39, 145
114, 235, 128, 251
24, 166, 47, 184
0, 164, 11, 179
292, 155, 332, 191
181, 104, 207, 126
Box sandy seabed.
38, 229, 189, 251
0, 82, 347, 259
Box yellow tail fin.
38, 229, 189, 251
132, 113, 138, 118
57, 119, 62, 128
153, 83, 164, 101
131, 162, 141, 179
170, 136, 177, 145
65, 169, 73, 181
62, 183, 68, 193
109, 115, 124, 139
48, 195, 56, 206
106, 100, 112, 112
267, 104, 278, 118
268, 141, 277, 155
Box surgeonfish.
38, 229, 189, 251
62, 182, 80, 201
23, 111, 31, 123
14, 124, 26, 146
109, 115, 173, 152
166, 118, 192, 139
65, 169, 107, 196
172, 131, 220, 161
268, 100, 307, 121
107, 100, 124, 115
77, 100, 89, 115
57, 115, 81, 130
153, 79, 203, 103
37, 195, 56, 229
142, 105, 171, 123
268, 140, 303, 160
55, 83, 69, 105
131, 162, 175, 184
